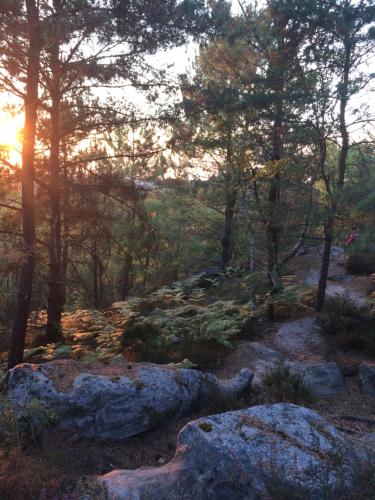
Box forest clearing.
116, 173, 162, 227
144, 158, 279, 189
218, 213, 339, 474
0, 1, 375, 499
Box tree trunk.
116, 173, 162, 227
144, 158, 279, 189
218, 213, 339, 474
315, 40, 350, 311
266, 80, 284, 320
8, 0, 41, 370
92, 238, 106, 309
46, 2, 64, 342
266, 176, 283, 293
93, 241, 99, 309
337, 42, 350, 189
248, 238, 255, 273
248, 238, 257, 309
221, 188, 237, 269
220, 126, 237, 269
121, 253, 133, 300
267, 101, 283, 294
61, 147, 69, 307
316, 214, 334, 312
281, 175, 315, 266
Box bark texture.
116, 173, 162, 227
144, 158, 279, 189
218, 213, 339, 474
8, 0, 41, 369
315, 38, 350, 311
46, 0, 64, 341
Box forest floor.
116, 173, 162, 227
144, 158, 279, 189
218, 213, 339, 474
295, 246, 372, 305
214, 247, 375, 438
1, 247, 375, 499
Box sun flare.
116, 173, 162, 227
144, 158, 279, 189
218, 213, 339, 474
0, 112, 23, 164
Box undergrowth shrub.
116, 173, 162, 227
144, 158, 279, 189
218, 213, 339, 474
264, 285, 316, 321
123, 301, 253, 367
258, 364, 316, 406
206, 270, 267, 305
6, 269, 260, 369
346, 253, 375, 275
319, 295, 375, 354
345, 229, 375, 276
0, 397, 57, 452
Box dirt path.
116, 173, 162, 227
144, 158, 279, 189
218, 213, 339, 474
305, 266, 370, 305
214, 246, 375, 438
218, 247, 372, 376
298, 247, 372, 305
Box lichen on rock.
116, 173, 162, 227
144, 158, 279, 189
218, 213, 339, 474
75, 403, 374, 500
7, 359, 253, 440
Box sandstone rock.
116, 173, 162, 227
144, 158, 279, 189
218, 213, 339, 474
358, 363, 375, 396
273, 318, 325, 361
76, 403, 372, 500
251, 360, 278, 385
250, 341, 285, 362
289, 361, 345, 396
330, 246, 345, 259
7, 360, 253, 440
215, 341, 285, 384
198, 266, 222, 278
327, 274, 350, 282
359, 431, 375, 449
247, 343, 285, 384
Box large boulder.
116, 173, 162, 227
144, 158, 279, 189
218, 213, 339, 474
273, 318, 326, 361
289, 361, 345, 396
359, 363, 375, 396
7, 360, 253, 440
76, 403, 373, 500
